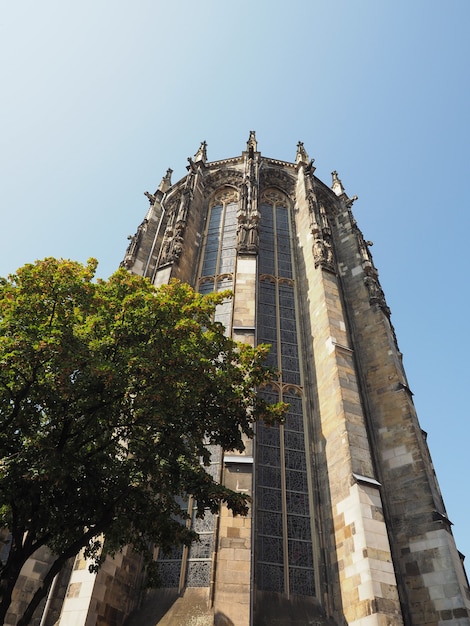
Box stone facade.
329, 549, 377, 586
12, 134, 470, 625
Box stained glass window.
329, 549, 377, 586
255, 196, 316, 597
155, 497, 186, 588
200, 201, 237, 283
169, 196, 238, 591
156, 559, 183, 588
201, 205, 223, 277
186, 508, 215, 588
199, 199, 237, 332
186, 561, 212, 588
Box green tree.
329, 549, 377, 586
0, 258, 284, 626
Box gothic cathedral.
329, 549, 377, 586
14, 134, 470, 626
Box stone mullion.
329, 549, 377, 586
213, 202, 226, 290
179, 497, 193, 594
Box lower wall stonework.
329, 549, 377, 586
402, 528, 470, 624
333, 482, 404, 625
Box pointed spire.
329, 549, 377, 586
194, 141, 207, 164
331, 170, 345, 196
296, 141, 309, 165
246, 131, 257, 154
157, 168, 173, 193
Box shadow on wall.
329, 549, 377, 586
214, 612, 234, 626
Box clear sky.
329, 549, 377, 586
1, 1, 469, 563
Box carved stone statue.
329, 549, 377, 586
171, 234, 184, 261
247, 219, 259, 252
237, 223, 248, 251
324, 237, 334, 266
313, 233, 335, 273
313, 236, 325, 265
159, 236, 172, 265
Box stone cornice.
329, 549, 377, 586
261, 157, 296, 169
206, 156, 244, 168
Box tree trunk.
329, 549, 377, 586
16, 553, 69, 626
17, 524, 109, 626
0, 551, 29, 626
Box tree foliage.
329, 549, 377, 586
0, 258, 284, 625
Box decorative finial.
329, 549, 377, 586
296, 141, 309, 165
247, 131, 257, 154
157, 168, 173, 193
331, 170, 345, 196
194, 141, 207, 164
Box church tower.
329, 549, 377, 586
27, 134, 470, 626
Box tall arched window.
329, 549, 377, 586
199, 188, 238, 331
155, 189, 239, 592
255, 190, 317, 598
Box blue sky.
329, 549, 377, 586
1, 1, 469, 562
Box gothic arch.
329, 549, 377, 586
204, 169, 244, 195
209, 185, 239, 207
260, 187, 292, 209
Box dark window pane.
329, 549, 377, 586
289, 567, 315, 596
257, 563, 284, 593
258, 535, 283, 563
288, 540, 314, 569
287, 515, 312, 541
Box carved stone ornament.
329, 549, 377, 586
296, 141, 309, 165
144, 191, 155, 205
194, 140, 207, 164
319, 204, 331, 236
353, 223, 377, 276
157, 168, 197, 268
213, 188, 238, 205
313, 233, 336, 274
345, 194, 358, 209
237, 214, 259, 254
236, 213, 247, 251
303, 171, 322, 236
260, 189, 289, 207
164, 194, 180, 220
331, 170, 345, 196
160, 225, 184, 265
364, 271, 391, 317
246, 130, 257, 154
307, 176, 336, 273
121, 219, 148, 268
157, 168, 173, 193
